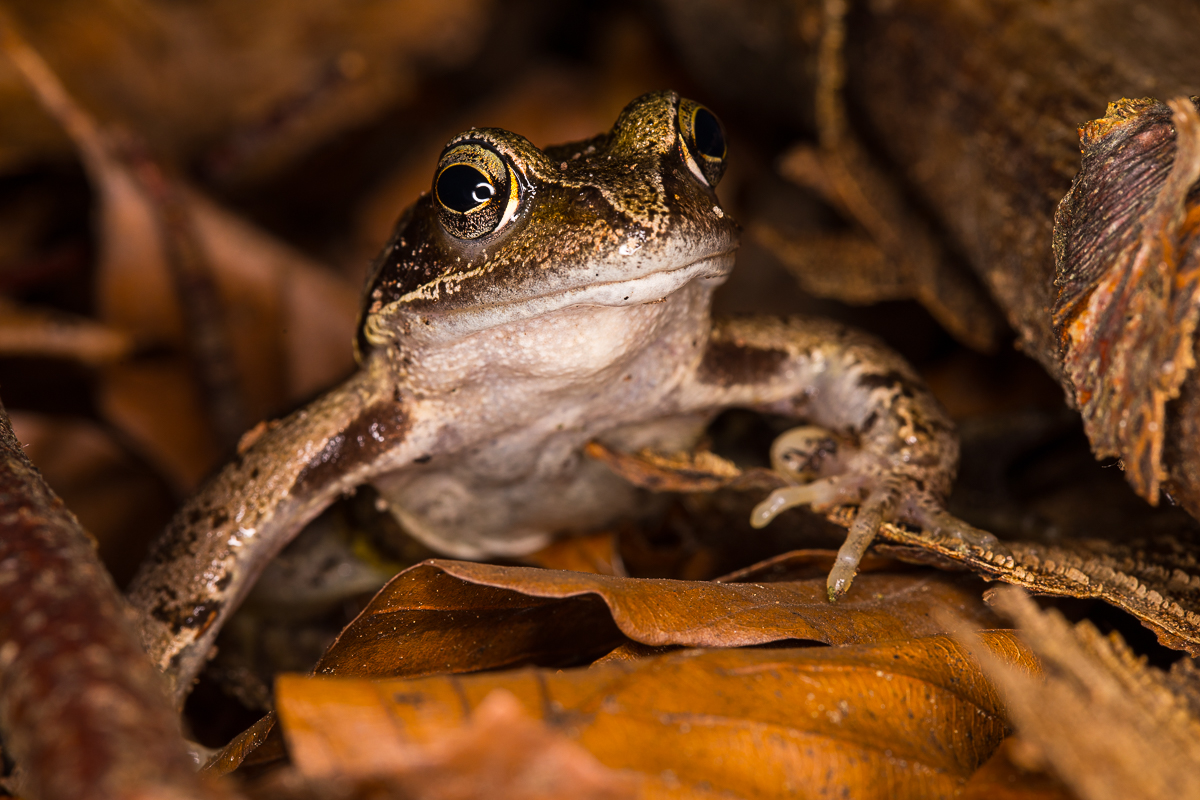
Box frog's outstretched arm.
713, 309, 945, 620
126, 358, 420, 707
681, 315, 999, 601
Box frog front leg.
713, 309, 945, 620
126, 357, 427, 706
681, 315, 1000, 600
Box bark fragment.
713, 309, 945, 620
1053, 97, 1200, 504
0, 398, 229, 800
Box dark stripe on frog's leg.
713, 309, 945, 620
126, 364, 411, 707
856, 370, 915, 394
695, 337, 788, 388
293, 401, 411, 497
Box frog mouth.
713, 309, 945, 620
397, 250, 737, 341
568, 250, 737, 307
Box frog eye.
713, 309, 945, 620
678, 99, 727, 188
434, 143, 521, 240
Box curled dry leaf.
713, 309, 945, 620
749, 224, 906, 303
313, 556, 1001, 680
583, 440, 772, 493
1053, 96, 1200, 509
589, 439, 1200, 655
277, 633, 1033, 799
961, 587, 1200, 800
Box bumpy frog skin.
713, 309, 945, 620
127, 91, 996, 705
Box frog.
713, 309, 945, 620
127, 91, 999, 706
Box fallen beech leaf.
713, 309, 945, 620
203, 714, 284, 779
314, 555, 1000, 680
962, 588, 1200, 800
0, 1, 493, 175
92, 154, 359, 491
590, 440, 1200, 654
772, 8, 1003, 355
280, 633, 1032, 799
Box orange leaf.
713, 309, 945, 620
314, 555, 1000, 680
280, 633, 1033, 799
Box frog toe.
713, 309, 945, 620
753, 424, 1001, 602
903, 494, 1004, 554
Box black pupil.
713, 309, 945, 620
437, 164, 496, 212
692, 108, 724, 159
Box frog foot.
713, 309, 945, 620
750, 426, 1001, 602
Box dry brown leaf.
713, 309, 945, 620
0, 18, 359, 489
313, 556, 1000, 680
962, 587, 1200, 800
203, 714, 285, 779
91, 160, 360, 490
768, 2, 1003, 354
749, 224, 907, 304
585, 439, 780, 493
278, 633, 1034, 799
589, 440, 1200, 655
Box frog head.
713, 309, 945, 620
358, 91, 740, 355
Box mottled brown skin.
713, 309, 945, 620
128, 92, 987, 706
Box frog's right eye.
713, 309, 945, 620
677, 99, 727, 188
434, 143, 521, 240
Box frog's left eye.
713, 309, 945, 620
678, 99, 727, 188
434, 143, 521, 240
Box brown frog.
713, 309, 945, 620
127, 91, 996, 705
